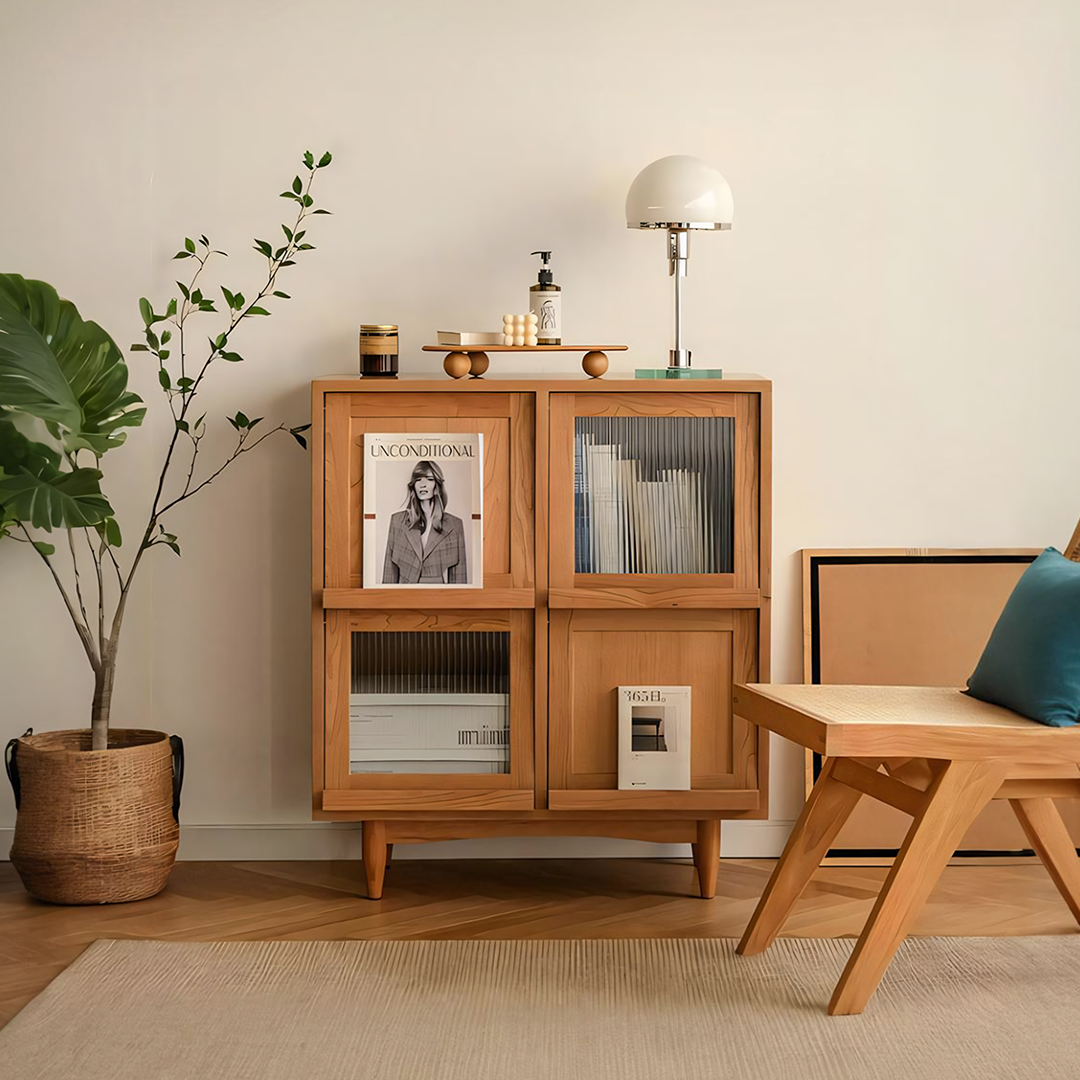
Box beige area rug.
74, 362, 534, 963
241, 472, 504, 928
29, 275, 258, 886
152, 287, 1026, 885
3, 937, 1080, 1079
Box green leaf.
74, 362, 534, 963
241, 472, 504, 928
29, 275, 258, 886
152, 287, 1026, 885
312, 209, 332, 215
159, 369, 171, 390
173, 251, 192, 259
279, 191, 300, 201
302, 195, 313, 207
289, 423, 311, 451
297, 243, 315, 251
165, 539, 181, 556
235, 411, 249, 428
221, 351, 243, 363
214, 332, 227, 349
146, 329, 159, 350
272, 291, 290, 299
176, 281, 190, 300
246, 306, 270, 316
184, 237, 195, 254
191, 289, 202, 304
139, 297, 153, 327
199, 235, 209, 247
303, 151, 314, 169
0, 275, 144, 453
233, 293, 244, 309
247, 416, 263, 430
158, 349, 170, 360
0, 466, 112, 531
281, 224, 293, 241
176, 419, 189, 432
32, 540, 56, 557
165, 298, 177, 319
176, 377, 194, 390
130, 343, 149, 352
318, 151, 332, 167
160, 329, 172, 344
194, 413, 206, 429
253, 239, 273, 258
292, 175, 302, 195
95, 516, 122, 548
294, 230, 305, 241
221, 286, 236, 309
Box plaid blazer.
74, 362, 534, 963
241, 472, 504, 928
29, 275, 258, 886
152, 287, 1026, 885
382, 511, 468, 584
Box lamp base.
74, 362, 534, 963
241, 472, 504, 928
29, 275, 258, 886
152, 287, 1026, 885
635, 367, 724, 380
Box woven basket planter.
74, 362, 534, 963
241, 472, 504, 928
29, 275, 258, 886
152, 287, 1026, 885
5, 729, 183, 905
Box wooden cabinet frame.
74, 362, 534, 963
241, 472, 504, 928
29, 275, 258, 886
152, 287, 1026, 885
312, 376, 772, 899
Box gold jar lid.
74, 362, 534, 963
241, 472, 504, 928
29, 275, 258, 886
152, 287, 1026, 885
360, 324, 398, 332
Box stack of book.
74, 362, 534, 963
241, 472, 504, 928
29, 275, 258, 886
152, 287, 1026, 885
349, 693, 510, 775
573, 415, 735, 574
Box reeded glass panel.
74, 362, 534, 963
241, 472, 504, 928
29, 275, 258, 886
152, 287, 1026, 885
574, 416, 734, 574
349, 631, 510, 775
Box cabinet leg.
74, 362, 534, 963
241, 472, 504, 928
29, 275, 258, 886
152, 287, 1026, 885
362, 821, 388, 900
386, 843, 394, 866
693, 820, 721, 899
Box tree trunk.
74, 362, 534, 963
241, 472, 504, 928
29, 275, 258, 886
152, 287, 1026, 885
91, 648, 117, 751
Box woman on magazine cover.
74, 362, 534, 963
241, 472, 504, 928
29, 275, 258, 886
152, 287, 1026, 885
382, 460, 469, 584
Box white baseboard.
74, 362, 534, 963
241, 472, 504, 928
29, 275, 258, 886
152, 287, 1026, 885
1, 820, 793, 863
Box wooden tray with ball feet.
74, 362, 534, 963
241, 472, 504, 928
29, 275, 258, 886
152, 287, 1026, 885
422, 345, 629, 380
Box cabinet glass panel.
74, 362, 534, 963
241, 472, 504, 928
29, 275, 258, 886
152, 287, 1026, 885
349, 631, 510, 775
573, 416, 734, 574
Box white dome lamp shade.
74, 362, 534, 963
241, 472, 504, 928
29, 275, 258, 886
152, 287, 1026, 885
625, 155, 733, 371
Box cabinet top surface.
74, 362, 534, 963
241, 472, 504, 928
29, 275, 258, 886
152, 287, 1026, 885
313, 373, 771, 393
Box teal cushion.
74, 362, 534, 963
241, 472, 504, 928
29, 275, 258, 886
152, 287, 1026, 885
966, 547, 1080, 727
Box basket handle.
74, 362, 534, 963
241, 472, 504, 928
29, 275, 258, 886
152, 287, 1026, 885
5, 728, 32, 811
169, 735, 185, 823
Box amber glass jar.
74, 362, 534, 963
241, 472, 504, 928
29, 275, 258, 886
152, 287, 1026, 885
359, 324, 398, 376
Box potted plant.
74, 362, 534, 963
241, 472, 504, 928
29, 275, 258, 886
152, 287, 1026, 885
1, 151, 332, 904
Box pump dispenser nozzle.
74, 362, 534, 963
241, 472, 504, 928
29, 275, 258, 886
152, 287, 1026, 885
530, 250, 554, 285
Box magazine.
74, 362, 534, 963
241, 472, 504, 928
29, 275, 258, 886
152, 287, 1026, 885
363, 432, 483, 588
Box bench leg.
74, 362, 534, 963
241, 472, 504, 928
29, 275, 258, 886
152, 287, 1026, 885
737, 756, 867, 957
828, 758, 1005, 1015
1009, 797, 1080, 926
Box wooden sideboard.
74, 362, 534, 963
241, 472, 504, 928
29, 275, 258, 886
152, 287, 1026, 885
311, 374, 772, 897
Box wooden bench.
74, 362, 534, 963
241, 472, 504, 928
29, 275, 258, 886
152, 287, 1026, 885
734, 683, 1080, 1013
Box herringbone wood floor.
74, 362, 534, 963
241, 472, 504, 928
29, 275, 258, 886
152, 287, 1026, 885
2, 857, 1077, 1029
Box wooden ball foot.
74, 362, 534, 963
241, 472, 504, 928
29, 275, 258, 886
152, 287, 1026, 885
468, 351, 490, 378
443, 351, 471, 379
581, 350, 608, 378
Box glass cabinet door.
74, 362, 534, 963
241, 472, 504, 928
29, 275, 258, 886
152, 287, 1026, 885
551, 393, 761, 606
321, 610, 534, 812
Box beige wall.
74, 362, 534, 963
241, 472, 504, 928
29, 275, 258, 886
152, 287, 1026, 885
2, 0, 1078, 858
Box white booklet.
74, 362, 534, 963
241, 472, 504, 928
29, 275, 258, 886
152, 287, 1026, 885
363, 432, 483, 587
617, 685, 692, 790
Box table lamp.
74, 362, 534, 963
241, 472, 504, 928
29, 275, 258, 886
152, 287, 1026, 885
625, 155, 732, 378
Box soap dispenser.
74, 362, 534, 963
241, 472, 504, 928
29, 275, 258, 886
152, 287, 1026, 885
529, 250, 561, 345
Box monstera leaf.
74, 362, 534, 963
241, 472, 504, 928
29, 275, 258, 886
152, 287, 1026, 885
0, 418, 112, 531
0, 274, 145, 455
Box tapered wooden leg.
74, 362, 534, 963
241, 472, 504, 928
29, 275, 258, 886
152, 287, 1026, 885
737, 757, 867, 956
828, 759, 1006, 1015
362, 820, 388, 900
692, 820, 721, 899
1009, 797, 1080, 925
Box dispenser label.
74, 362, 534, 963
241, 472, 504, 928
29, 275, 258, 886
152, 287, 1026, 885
530, 294, 561, 340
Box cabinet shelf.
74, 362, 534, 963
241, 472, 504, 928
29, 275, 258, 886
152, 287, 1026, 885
323, 588, 536, 610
